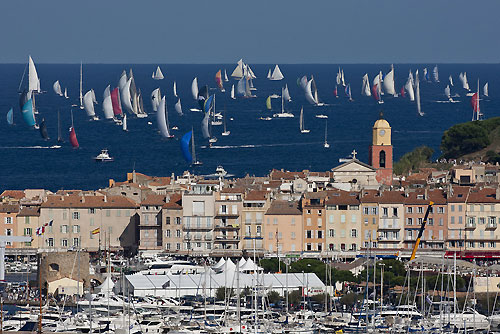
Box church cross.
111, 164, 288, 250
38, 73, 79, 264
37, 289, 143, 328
351, 149, 357, 159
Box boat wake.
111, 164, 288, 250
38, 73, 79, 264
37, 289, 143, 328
0, 146, 62, 149
435, 100, 461, 103
202, 142, 323, 149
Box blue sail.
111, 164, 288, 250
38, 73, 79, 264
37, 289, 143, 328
6, 108, 13, 125
21, 99, 36, 127
204, 95, 214, 114
181, 131, 193, 163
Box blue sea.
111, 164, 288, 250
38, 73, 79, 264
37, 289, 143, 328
0, 64, 498, 192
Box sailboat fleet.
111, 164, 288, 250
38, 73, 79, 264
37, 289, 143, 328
7, 57, 493, 160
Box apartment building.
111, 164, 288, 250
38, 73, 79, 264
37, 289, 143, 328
376, 191, 405, 250
139, 195, 165, 250
0, 203, 20, 248
15, 206, 40, 248
182, 183, 216, 255
325, 190, 362, 253
360, 190, 379, 250
446, 186, 469, 251
465, 188, 500, 252
241, 190, 269, 255
39, 194, 139, 253
162, 194, 183, 253
264, 200, 302, 254
213, 188, 244, 256
302, 192, 327, 253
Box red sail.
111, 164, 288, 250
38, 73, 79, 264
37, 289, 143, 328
215, 70, 223, 89
111, 87, 123, 116
333, 87, 338, 97
372, 84, 379, 101
69, 127, 79, 148
471, 92, 480, 113
400, 86, 406, 98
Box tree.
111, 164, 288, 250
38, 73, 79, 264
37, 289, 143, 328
339, 293, 361, 307
267, 291, 281, 305
288, 289, 302, 307
260, 258, 286, 273
393, 146, 434, 175
215, 286, 234, 301
441, 122, 490, 159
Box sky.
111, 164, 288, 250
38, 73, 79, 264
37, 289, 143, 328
1, 0, 499, 64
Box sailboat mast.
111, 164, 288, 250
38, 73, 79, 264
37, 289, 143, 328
18, 62, 28, 92
477, 79, 480, 121
281, 87, 284, 114
191, 127, 197, 163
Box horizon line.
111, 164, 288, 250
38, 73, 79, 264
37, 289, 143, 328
1, 62, 500, 65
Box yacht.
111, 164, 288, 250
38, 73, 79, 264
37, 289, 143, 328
93, 149, 114, 162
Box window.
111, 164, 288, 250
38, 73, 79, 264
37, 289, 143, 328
329, 229, 335, 237
166, 230, 171, 238
72, 212, 80, 220
306, 243, 312, 251
206, 243, 211, 250
73, 238, 79, 247
459, 216, 463, 224
438, 207, 444, 214
176, 217, 182, 225
341, 243, 346, 251
47, 238, 54, 247
24, 228, 32, 236
193, 201, 205, 215
206, 217, 212, 227
290, 217, 295, 226
364, 207, 369, 215
340, 229, 346, 238
269, 232, 273, 240
176, 230, 181, 238
307, 218, 311, 226
418, 218, 423, 225
479, 217, 486, 225
490, 242, 496, 248
317, 218, 322, 227
4, 217, 12, 224
318, 210, 322, 216
61, 225, 68, 234
407, 207, 413, 214
351, 229, 357, 238
451, 205, 455, 212
468, 241, 475, 248
306, 231, 312, 239
317, 231, 323, 239
458, 205, 463, 212
61, 239, 68, 247
351, 243, 357, 251
166, 217, 171, 225
63, 212, 67, 220
307, 209, 311, 214
256, 226, 261, 236
407, 218, 413, 225
451, 216, 455, 224
382, 208, 388, 217
273, 218, 278, 225
371, 207, 377, 215
340, 215, 346, 223
393, 208, 398, 217
291, 232, 296, 239
176, 243, 181, 250
166, 243, 171, 250
379, 150, 386, 168
351, 215, 357, 223
73, 225, 80, 234
439, 218, 443, 226
318, 243, 322, 251
489, 217, 496, 225
89, 208, 96, 214
418, 207, 423, 214
428, 218, 433, 226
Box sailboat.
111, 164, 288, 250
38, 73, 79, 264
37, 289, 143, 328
21, 98, 37, 128
120, 78, 134, 114
173, 81, 177, 97
79, 62, 84, 109
102, 85, 114, 120
267, 68, 271, 79
157, 96, 174, 138
459, 72, 473, 95
324, 121, 329, 148
433, 65, 439, 82
274, 87, 294, 118
299, 107, 309, 133
361, 74, 371, 97
266, 96, 272, 110
175, 98, 183, 116
122, 114, 128, 132
39, 118, 49, 140
230, 85, 235, 100
210, 95, 222, 126
445, 85, 453, 102
404, 71, 415, 101
283, 84, 291, 101
201, 95, 217, 143
305, 77, 324, 106
383, 65, 397, 97
151, 88, 161, 112
215, 70, 225, 92
110, 87, 123, 118
333, 85, 338, 98
190, 78, 202, 111
415, 70, 423, 116
471, 80, 482, 121
222, 106, 230, 136
53, 80, 63, 96
269, 65, 284, 81
64, 88, 69, 99
336, 67, 342, 86
224, 69, 229, 82
69, 109, 79, 149
449, 75, 454, 87
484, 82, 489, 97
345, 84, 353, 101
152, 66, 164, 80
6, 108, 13, 126
423, 67, 429, 81
57, 110, 63, 142
83, 89, 99, 120
181, 129, 202, 165
231, 59, 245, 79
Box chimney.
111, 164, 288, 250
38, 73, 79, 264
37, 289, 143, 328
133, 170, 137, 184
103, 195, 107, 203
424, 188, 428, 200
81, 197, 85, 203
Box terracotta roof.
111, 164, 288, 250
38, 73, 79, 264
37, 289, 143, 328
304, 192, 328, 200
0, 190, 25, 200
149, 177, 171, 187
467, 187, 500, 203
18, 206, 40, 217
325, 190, 360, 206
446, 186, 470, 203
0, 203, 20, 214
42, 195, 138, 209
245, 190, 268, 201
359, 189, 380, 204
404, 189, 447, 205
220, 187, 245, 194
265, 200, 302, 215
270, 169, 305, 181
141, 195, 167, 206
163, 193, 182, 209
359, 190, 405, 204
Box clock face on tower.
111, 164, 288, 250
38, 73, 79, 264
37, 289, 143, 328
379, 130, 385, 136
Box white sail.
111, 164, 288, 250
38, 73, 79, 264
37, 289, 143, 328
247, 65, 257, 79
231, 59, 244, 79
175, 98, 183, 116
270, 65, 284, 81
449, 75, 454, 87
102, 85, 114, 119
484, 82, 489, 97
459, 72, 470, 90
53, 80, 63, 96
153, 66, 164, 80
372, 72, 381, 87
341, 69, 346, 86
405, 75, 415, 101
83, 90, 96, 117
151, 88, 161, 112
433, 65, 439, 82
122, 114, 128, 131
444, 85, 451, 99
361, 74, 371, 96
157, 96, 171, 138
64, 88, 68, 99
231, 84, 235, 99
415, 72, 423, 116
118, 70, 128, 91
224, 69, 229, 82
79, 62, 83, 108
305, 80, 317, 105
300, 76, 308, 90
267, 69, 272, 79
191, 77, 199, 100
201, 112, 210, 138
91, 89, 98, 104
283, 84, 292, 102
336, 68, 342, 85
383, 66, 396, 96
173, 81, 177, 97
237, 77, 246, 96
28, 55, 40, 93
120, 78, 134, 114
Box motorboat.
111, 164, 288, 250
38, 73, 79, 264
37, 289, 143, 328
93, 149, 114, 162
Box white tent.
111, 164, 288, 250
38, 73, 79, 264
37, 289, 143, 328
240, 258, 263, 272
97, 276, 115, 295
212, 258, 226, 271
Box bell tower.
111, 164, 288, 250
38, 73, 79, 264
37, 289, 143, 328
368, 112, 393, 185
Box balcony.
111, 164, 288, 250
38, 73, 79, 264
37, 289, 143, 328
183, 224, 212, 231
378, 225, 400, 231
215, 211, 239, 218
214, 235, 240, 243
465, 221, 477, 229
486, 222, 498, 230
214, 224, 240, 231
204, 235, 213, 241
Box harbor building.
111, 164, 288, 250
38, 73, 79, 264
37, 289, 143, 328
263, 200, 303, 255
241, 190, 270, 256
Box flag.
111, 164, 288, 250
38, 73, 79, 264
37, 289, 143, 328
48, 220, 53, 226
92, 228, 101, 235
36, 227, 42, 236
